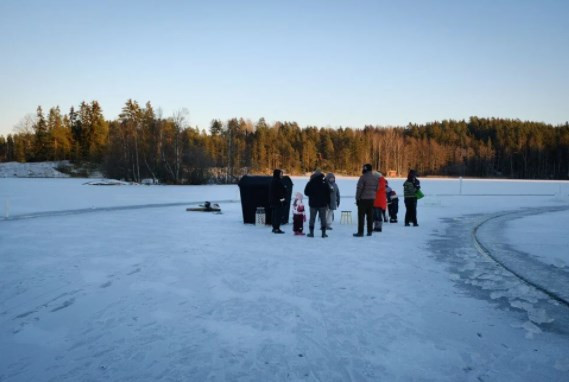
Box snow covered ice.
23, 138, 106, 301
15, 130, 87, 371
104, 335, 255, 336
1, 176, 569, 381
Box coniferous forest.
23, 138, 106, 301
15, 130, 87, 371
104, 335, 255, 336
1, 99, 568, 183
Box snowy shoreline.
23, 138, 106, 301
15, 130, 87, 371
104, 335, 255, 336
0, 161, 70, 178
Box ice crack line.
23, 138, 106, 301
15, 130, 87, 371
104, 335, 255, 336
472, 206, 569, 309
0, 199, 241, 221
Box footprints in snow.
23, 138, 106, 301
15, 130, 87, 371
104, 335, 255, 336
15, 309, 36, 319
12, 265, 142, 331
98, 264, 142, 288
11, 290, 82, 333
126, 267, 141, 276
50, 298, 75, 312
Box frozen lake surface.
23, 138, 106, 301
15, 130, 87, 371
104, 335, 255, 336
1, 177, 569, 381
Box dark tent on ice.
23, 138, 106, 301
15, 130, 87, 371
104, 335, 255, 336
238, 175, 293, 224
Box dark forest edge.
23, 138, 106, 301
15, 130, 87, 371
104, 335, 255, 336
1, 99, 568, 184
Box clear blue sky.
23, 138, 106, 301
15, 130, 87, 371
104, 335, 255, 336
1, 0, 568, 135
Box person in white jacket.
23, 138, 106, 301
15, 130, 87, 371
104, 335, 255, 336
292, 192, 307, 235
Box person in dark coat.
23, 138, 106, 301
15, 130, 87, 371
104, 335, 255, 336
354, 163, 379, 237
403, 169, 421, 226
304, 170, 331, 238
269, 169, 287, 233
325, 172, 340, 230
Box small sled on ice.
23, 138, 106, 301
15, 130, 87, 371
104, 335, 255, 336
186, 201, 222, 214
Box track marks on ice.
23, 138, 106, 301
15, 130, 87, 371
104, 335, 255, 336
10, 263, 143, 334
429, 213, 569, 338
97, 264, 142, 289
10, 290, 82, 334
50, 298, 75, 312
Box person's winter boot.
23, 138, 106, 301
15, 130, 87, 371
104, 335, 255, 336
307, 227, 314, 238
322, 228, 328, 238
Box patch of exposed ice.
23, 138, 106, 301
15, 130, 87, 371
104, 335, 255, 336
509, 300, 554, 324
511, 321, 542, 339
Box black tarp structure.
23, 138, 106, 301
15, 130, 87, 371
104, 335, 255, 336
238, 175, 293, 224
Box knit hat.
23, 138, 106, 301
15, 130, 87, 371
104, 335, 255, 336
310, 170, 322, 179
325, 172, 336, 182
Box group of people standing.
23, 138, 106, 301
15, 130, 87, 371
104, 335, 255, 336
268, 165, 421, 237
301, 170, 340, 237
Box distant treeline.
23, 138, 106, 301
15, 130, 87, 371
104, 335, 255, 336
1, 99, 568, 183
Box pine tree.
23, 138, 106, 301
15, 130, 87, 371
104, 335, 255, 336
210, 119, 223, 136
119, 99, 142, 182
48, 106, 73, 160
87, 101, 109, 162
33, 106, 50, 161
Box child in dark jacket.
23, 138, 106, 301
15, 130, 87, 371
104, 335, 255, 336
386, 181, 399, 223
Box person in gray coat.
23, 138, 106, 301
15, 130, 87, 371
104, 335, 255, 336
354, 163, 379, 237
325, 172, 340, 230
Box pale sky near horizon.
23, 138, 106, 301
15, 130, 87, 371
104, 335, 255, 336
0, 0, 568, 136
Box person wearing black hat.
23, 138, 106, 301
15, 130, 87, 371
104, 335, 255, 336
354, 163, 379, 237
269, 169, 287, 234
304, 170, 331, 238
